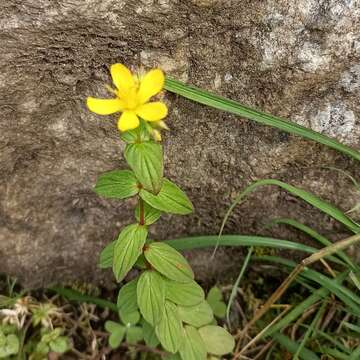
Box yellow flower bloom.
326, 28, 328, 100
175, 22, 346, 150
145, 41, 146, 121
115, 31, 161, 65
87, 64, 168, 132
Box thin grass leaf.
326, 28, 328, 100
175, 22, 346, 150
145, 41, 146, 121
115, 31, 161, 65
321, 347, 352, 360
349, 344, 360, 360
164, 78, 360, 162
265, 343, 277, 360
324, 167, 360, 190
102, 234, 340, 270
296, 278, 319, 293
168, 235, 317, 252
262, 272, 348, 338
166, 235, 344, 267
348, 203, 360, 215
343, 321, 360, 333
299, 324, 351, 354
266, 218, 356, 270
293, 301, 327, 360
226, 246, 253, 328
350, 271, 360, 292
219, 180, 360, 242
270, 332, 320, 360
255, 256, 360, 316
49, 287, 118, 312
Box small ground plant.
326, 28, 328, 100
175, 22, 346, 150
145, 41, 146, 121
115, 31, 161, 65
0, 281, 69, 359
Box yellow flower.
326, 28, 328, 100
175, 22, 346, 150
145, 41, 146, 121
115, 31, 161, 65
87, 64, 168, 132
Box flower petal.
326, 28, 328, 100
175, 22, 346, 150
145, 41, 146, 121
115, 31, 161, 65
87, 97, 124, 115
136, 102, 168, 122
137, 69, 165, 104
110, 64, 135, 95
117, 111, 140, 132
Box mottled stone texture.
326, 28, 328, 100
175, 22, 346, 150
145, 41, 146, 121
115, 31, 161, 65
0, 0, 359, 287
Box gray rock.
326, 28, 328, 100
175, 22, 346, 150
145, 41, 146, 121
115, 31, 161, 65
0, 0, 359, 287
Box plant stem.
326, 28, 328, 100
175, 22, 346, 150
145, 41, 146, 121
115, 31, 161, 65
17, 319, 32, 360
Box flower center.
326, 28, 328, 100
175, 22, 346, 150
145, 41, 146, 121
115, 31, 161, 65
119, 85, 140, 111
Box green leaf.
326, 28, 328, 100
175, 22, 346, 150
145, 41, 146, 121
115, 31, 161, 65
155, 301, 184, 353
135, 201, 161, 225
166, 280, 205, 306
142, 320, 160, 347
164, 77, 360, 162
125, 141, 163, 193
94, 170, 139, 199
49, 336, 69, 354
178, 301, 214, 327
121, 120, 151, 143
121, 310, 140, 325
135, 254, 147, 269
211, 302, 226, 319
117, 278, 138, 314
99, 241, 115, 269
207, 286, 222, 303
40, 328, 62, 344
179, 326, 207, 360
164, 354, 182, 360
105, 321, 126, 349
140, 178, 193, 215
207, 286, 226, 318
0, 333, 19, 357
126, 326, 143, 344
137, 270, 166, 325
0, 296, 17, 308
35, 341, 50, 354
144, 242, 194, 283
0, 325, 16, 336
113, 224, 148, 282
198, 325, 234, 356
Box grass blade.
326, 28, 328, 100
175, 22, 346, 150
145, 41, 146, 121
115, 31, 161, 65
350, 271, 360, 292
165, 78, 360, 162
49, 286, 118, 312
267, 218, 356, 269
293, 301, 327, 360
219, 179, 360, 238
343, 321, 360, 333
320, 347, 350, 360
101, 234, 348, 270
262, 272, 348, 338
349, 344, 360, 360
256, 256, 360, 316
300, 324, 352, 354
226, 246, 253, 327
167, 235, 318, 252
270, 332, 320, 360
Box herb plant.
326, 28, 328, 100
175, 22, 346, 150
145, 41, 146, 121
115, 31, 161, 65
87, 64, 234, 359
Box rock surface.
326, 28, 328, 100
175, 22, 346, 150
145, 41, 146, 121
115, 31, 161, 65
0, 0, 359, 287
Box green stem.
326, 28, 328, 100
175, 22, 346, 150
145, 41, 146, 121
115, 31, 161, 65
17, 319, 32, 360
